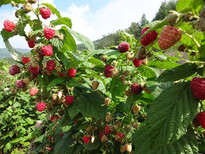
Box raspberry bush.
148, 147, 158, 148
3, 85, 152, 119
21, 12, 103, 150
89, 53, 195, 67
1, 0, 205, 153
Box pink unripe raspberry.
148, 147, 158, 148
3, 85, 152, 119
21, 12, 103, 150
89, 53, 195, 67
29, 87, 39, 96
44, 27, 55, 39
46, 60, 56, 71
4, 20, 16, 32
9, 65, 20, 76
36, 102, 46, 112
40, 7, 52, 19
15, 80, 25, 89
42, 45, 53, 56
68, 68, 76, 77
158, 26, 182, 50
118, 42, 130, 53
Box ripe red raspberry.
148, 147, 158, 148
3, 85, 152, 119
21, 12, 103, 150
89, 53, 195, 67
36, 102, 46, 112
44, 27, 55, 39
46, 60, 56, 71
158, 25, 182, 50
40, 7, 52, 19
30, 87, 39, 96
133, 57, 142, 67
60, 133, 63, 136
104, 125, 111, 135
50, 115, 58, 121
28, 64, 39, 74
68, 68, 76, 77
3, 20, 16, 32
104, 64, 114, 77
15, 80, 25, 89
118, 42, 130, 53
197, 111, 205, 128
65, 95, 74, 104
42, 45, 53, 56
73, 120, 78, 123
131, 83, 142, 95
57, 72, 65, 77
22, 57, 30, 64
9, 65, 20, 75
140, 27, 158, 46
191, 77, 205, 100
28, 40, 36, 48
115, 132, 124, 139
83, 136, 90, 144
99, 132, 104, 139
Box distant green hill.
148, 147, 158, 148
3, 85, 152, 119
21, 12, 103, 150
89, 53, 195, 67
0, 48, 30, 64
0, 48, 29, 60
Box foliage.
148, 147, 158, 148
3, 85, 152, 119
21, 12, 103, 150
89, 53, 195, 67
0, 60, 45, 153
0, 0, 205, 154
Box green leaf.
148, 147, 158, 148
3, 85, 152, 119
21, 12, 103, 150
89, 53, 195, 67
192, 0, 204, 15
67, 78, 80, 87
133, 127, 198, 154
110, 77, 127, 101
42, 3, 61, 18
176, 0, 192, 12
60, 26, 77, 52
150, 128, 198, 154
87, 49, 116, 58
29, 19, 42, 31
54, 133, 75, 154
68, 29, 95, 51
30, 29, 43, 38
0, 0, 26, 6
149, 61, 180, 69
77, 91, 107, 119
59, 110, 71, 127
68, 101, 79, 120
147, 82, 198, 148
157, 63, 198, 82
50, 38, 63, 50
47, 77, 66, 90
88, 57, 105, 66
34, 134, 45, 143
140, 66, 158, 79
4, 40, 23, 61
51, 17, 72, 29
1, 29, 14, 41
56, 51, 70, 67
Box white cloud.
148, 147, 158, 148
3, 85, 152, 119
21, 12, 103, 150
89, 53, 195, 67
60, 0, 165, 41
0, 0, 165, 48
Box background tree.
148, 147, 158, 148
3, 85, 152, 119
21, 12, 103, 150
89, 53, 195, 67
152, 0, 177, 21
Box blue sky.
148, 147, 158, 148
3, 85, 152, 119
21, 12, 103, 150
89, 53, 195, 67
0, 0, 168, 48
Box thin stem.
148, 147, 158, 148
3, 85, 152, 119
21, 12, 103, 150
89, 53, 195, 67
183, 32, 201, 49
